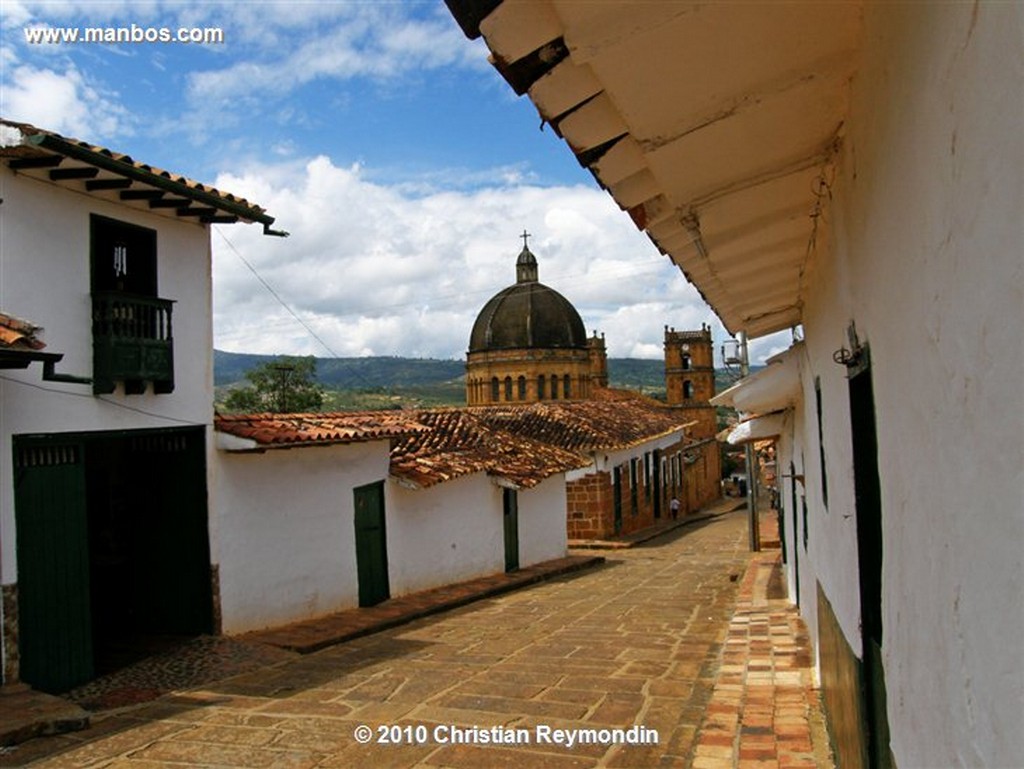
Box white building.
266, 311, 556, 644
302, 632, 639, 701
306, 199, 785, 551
214, 407, 580, 634
0, 118, 281, 694
445, 2, 1023, 766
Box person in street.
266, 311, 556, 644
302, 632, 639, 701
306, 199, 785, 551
670, 496, 680, 520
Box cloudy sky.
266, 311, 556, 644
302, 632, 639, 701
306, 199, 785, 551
2, 0, 790, 363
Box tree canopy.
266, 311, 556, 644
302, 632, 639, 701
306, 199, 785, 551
222, 356, 325, 413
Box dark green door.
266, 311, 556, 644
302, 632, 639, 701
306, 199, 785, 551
503, 489, 519, 572
847, 345, 892, 769
354, 482, 389, 607
14, 438, 93, 693
612, 466, 623, 535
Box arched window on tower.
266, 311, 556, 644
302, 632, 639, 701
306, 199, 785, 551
563, 374, 571, 399
682, 353, 692, 370
537, 374, 546, 401
491, 377, 500, 402
504, 376, 513, 401
683, 380, 694, 399
551, 375, 558, 399
517, 376, 526, 400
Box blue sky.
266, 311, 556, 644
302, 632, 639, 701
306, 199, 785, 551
1, 0, 789, 363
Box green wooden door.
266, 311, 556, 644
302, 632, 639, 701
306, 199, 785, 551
847, 346, 892, 769
503, 489, 519, 573
14, 437, 93, 693
353, 482, 389, 607
612, 466, 623, 534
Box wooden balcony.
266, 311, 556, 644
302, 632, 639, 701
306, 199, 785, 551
92, 292, 174, 394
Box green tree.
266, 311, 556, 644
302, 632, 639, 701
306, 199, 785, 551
223, 356, 325, 413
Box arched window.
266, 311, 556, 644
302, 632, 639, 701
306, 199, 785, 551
563, 374, 572, 399
537, 374, 546, 400
504, 376, 513, 401
517, 376, 526, 400
491, 376, 500, 402
683, 379, 694, 399
551, 375, 558, 399
681, 353, 692, 370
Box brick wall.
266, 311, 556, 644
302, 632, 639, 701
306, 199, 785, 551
566, 470, 612, 539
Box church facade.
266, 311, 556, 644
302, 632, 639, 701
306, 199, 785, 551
466, 239, 722, 540
465, 238, 604, 405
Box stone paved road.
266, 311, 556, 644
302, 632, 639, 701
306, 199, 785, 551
4, 511, 776, 768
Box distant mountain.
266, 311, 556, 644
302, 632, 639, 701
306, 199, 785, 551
214, 350, 465, 389
214, 350, 751, 395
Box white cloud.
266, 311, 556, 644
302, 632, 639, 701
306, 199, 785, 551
1, 63, 132, 138
186, 5, 481, 106
211, 156, 721, 361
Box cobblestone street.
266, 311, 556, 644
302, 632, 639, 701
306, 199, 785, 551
2, 509, 832, 768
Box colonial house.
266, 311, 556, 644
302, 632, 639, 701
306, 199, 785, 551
445, 2, 1022, 767
0, 118, 281, 694
212, 391, 719, 635
213, 408, 581, 634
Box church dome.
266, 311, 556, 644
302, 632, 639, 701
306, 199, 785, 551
468, 245, 587, 353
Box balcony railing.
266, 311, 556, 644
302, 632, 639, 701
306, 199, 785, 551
92, 291, 174, 394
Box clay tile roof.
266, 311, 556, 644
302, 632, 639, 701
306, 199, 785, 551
0, 312, 46, 351
216, 393, 694, 490
0, 118, 276, 230
389, 407, 589, 489
215, 411, 428, 448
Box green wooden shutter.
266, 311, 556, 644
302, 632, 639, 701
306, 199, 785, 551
14, 438, 93, 693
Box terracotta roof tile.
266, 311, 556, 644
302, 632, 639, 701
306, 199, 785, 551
215, 412, 428, 448
216, 391, 695, 490
0, 312, 46, 351
0, 118, 274, 228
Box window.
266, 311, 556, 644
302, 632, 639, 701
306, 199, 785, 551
90, 215, 173, 394
815, 376, 829, 509
563, 374, 571, 398
537, 375, 546, 400
683, 380, 694, 399
681, 353, 692, 370
491, 377, 500, 402
551, 375, 558, 399
517, 376, 526, 400
504, 376, 513, 401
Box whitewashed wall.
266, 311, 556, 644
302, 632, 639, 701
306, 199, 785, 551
386, 474, 504, 596
212, 441, 390, 634
0, 168, 214, 585
780, 3, 1024, 765
387, 472, 569, 597
516, 475, 568, 566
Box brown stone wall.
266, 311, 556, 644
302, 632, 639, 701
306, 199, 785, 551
566, 471, 613, 540
817, 581, 868, 769
2, 583, 19, 684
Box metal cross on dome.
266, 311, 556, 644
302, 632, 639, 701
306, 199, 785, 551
520, 229, 531, 249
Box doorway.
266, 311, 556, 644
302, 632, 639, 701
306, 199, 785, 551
503, 488, 519, 572
846, 343, 892, 769
353, 481, 390, 607
13, 427, 213, 693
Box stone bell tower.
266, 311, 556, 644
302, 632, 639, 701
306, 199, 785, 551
664, 324, 716, 439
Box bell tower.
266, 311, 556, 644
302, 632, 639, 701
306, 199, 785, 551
664, 324, 716, 439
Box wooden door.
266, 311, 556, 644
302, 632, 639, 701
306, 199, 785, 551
847, 344, 892, 769
354, 482, 390, 607
503, 488, 519, 572
14, 437, 93, 693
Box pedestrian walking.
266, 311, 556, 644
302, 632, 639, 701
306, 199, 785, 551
669, 496, 680, 520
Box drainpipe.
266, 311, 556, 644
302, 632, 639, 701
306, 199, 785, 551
739, 332, 761, 552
